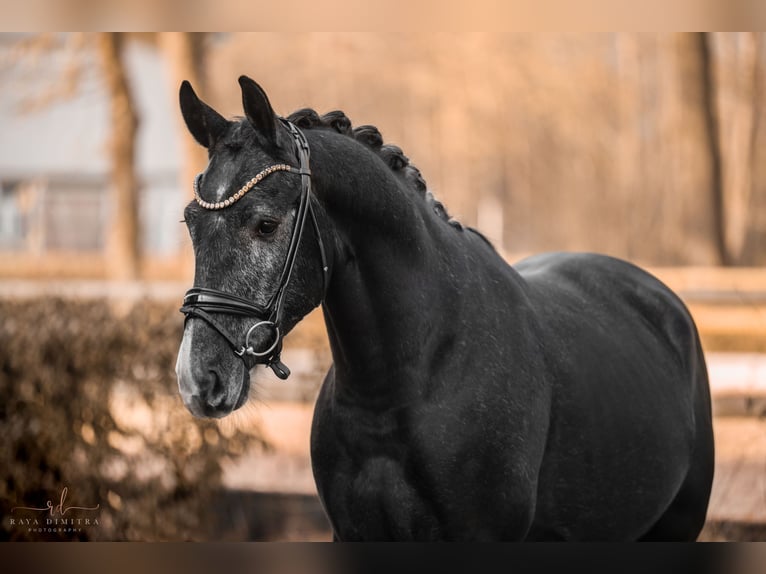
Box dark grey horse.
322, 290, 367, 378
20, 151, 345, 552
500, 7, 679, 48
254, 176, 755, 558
175, 76, 714, 541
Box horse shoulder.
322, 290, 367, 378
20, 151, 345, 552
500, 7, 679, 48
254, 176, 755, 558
310, 370, 444, 540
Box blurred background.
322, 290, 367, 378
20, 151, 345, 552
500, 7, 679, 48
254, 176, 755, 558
1, 32, 765, 541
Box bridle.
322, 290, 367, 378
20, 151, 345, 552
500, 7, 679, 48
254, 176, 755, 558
180, 120, 328, 380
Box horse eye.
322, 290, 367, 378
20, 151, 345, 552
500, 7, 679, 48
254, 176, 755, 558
254, 220, 279, 237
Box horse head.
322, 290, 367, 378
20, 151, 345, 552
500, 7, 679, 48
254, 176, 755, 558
175, 77, 327, 418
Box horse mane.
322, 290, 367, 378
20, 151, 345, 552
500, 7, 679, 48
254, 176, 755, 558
286, 108, 465, 231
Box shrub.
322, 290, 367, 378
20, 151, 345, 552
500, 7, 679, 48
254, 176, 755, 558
0, 297, 264, 541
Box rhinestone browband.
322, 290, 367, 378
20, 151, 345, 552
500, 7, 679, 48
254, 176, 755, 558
193, 164, 294, 210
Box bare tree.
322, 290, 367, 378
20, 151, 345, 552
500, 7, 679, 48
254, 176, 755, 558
158, 33, 208, 198
98, 33, 140, 280
158, 32, 208, 281
709, 32, 759, 265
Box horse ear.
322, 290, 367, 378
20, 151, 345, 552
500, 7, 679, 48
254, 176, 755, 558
238, 75, 279, 147
179, 80, 228, 149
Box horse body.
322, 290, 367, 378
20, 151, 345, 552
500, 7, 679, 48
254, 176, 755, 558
517, 253, 713, 540
301, 129, 713, 541
175, 77, 714, 541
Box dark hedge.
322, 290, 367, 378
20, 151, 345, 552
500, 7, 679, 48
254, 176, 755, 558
0, 297, 266, 541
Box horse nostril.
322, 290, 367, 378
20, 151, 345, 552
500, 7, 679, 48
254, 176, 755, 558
198, 369, 227, 408
183, 367, 228, 414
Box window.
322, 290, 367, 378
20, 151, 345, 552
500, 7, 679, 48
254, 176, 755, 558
0, 179, 39, 250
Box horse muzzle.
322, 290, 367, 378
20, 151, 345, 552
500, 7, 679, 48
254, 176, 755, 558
175, 326, 251, 418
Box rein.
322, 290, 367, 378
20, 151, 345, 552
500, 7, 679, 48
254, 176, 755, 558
180, 120, 328, 380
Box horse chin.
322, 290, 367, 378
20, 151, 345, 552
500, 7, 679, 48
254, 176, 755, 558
232, 366, 252, 410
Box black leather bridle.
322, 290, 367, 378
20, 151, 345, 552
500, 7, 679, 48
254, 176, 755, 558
180, 120, 328, 380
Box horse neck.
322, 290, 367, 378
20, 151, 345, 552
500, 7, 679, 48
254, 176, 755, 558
307, 130, 492, 401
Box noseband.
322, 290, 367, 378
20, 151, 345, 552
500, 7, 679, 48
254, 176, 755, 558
180, 120, 328, 380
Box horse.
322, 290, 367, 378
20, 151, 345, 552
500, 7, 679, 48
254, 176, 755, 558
174, 75, 715, 541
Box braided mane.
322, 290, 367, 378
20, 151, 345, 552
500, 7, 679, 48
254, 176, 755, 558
286, 108, 464, 230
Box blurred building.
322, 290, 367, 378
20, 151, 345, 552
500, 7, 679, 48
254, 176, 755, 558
2, 33, 766, 276
0, 35, 183, 258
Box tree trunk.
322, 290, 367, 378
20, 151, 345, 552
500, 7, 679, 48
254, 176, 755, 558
710, 32, 758, 265
98, 33, 140, 280
665, 32, 724, 266
158, 32, 208, 281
